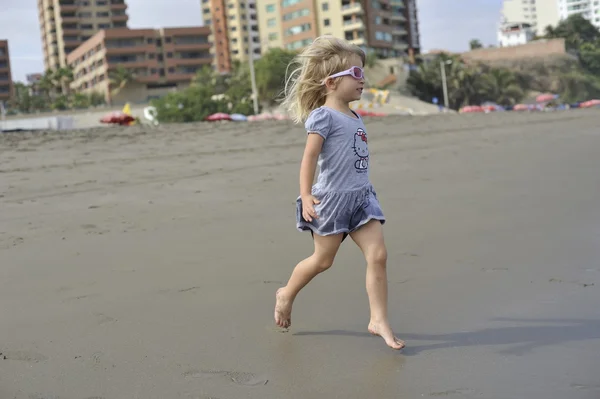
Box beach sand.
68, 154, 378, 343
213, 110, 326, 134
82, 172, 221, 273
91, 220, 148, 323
1, 109, 599, 399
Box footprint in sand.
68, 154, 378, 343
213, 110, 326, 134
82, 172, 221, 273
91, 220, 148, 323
184, 369, 268, 386
0, 350, 48, 362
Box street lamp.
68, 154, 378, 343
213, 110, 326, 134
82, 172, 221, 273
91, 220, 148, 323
244, 0, 259, 115
440, 59, 452, 110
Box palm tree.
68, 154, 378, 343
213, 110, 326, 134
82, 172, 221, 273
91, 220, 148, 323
480, 68, 524, 106
365, 51, 381, 69
54, 67, 74, 96
108, 66, 135, 104
38, 70, 56, 103
469, 39, 483, 50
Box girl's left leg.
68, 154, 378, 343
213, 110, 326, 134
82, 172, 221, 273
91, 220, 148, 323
350, 220, 405, 350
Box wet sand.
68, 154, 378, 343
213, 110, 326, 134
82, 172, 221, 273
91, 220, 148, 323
1, 109, 599, 399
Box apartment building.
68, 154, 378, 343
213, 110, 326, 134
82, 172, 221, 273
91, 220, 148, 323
0, 40, 13, 103
201, 0, 261, 73
501, 0, 600, 36
38, 0, 129, 72
557, 0, 600, 26
258, 0, 418, 59
67, 27, 212, 104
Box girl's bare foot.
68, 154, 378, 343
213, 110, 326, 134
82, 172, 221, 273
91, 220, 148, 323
368, 321, 405, 350
274, 288, 293, 328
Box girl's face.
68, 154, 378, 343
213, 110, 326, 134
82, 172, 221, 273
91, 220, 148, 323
326, 54, 365, 103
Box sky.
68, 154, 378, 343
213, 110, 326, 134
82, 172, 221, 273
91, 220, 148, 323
1, 0, 503, 83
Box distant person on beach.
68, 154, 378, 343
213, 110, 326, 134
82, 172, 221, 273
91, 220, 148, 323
274, 36, 405, 350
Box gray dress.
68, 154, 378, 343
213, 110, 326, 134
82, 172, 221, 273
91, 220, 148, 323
296, 106, 385, 239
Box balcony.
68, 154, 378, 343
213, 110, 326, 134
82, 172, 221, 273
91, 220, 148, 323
172, 41, 211, 51
111, 14, 128, 22
343, 19, 365, 31
390, 13, 406, 21
59, 3, 78, 12
341, 3, 364, 16
393, 42, 408, 51
61, 14, 79, 23
349, 37, 365, 46
166, 56, 212, 67
110, 2, 127, 10
392, 27, 407, 35
105, 44, 156, 55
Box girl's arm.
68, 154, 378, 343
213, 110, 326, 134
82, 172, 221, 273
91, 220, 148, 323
299, 133, 324, 221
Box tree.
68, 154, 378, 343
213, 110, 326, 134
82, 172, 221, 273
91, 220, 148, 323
150, 85, 228, 123
469, 39, 483, 50
38, 70, 56, 103
54, 67, 74, 95
578, 41, 600, 75
254, 48, 297, 105
109, 66, 135, 99
479, 67, 524, 106
544, 14, 599, 50
407, 55, 526, 109
364, 51, 381, 69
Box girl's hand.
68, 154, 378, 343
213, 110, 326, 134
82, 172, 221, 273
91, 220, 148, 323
301, 194, 321, 222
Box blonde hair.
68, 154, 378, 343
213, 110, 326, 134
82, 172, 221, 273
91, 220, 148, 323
281, 35, 366, 124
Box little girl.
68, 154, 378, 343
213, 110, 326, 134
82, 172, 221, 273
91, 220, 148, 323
274, 36, 405, 350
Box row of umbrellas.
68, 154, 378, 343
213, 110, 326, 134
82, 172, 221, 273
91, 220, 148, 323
204, 108, 389, 122
459, 93, 600, 114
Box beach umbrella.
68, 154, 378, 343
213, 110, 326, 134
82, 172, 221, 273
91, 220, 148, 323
459, 105, 484, 113
230, 113, 248, 121
205, 112, 232, 122
536, 93, 558, 103
100, 111, 135, 125
580, 99, 600, 108
512, 104, 530, 111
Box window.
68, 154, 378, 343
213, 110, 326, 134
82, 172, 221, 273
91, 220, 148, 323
268, 32, 278, 40
322, 2, 329, 11
266, 4, 275, 12
285, 23, 311, 36
96, 0, 107, 4
375, 16, 382, 24
286, 38, 313, 50
167, 52, 173, 58
324, 18, 330, 26
96, 11, 109, 17
283, 8, 309, 20
168, 67, 175, 73
282, 0, 301, 6
267, 18, 276, 26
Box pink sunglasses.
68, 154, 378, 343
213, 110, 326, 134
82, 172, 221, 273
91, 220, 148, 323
323, 66, 364, 83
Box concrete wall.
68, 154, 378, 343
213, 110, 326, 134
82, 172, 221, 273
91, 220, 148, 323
462, 38, 566, 63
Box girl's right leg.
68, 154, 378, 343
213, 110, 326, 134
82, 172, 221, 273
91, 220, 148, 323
274, 232, 345, 328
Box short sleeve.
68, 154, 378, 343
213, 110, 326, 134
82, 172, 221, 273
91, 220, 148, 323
304, 107, 332, 140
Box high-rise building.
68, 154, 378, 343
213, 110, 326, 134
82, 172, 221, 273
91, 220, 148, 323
257, 0, 418, 59
501, 0, 600, 37
0, 40, 13, 104
38, 0, 129, 72
67, 27, 212, 104
201, 0, 261, 73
